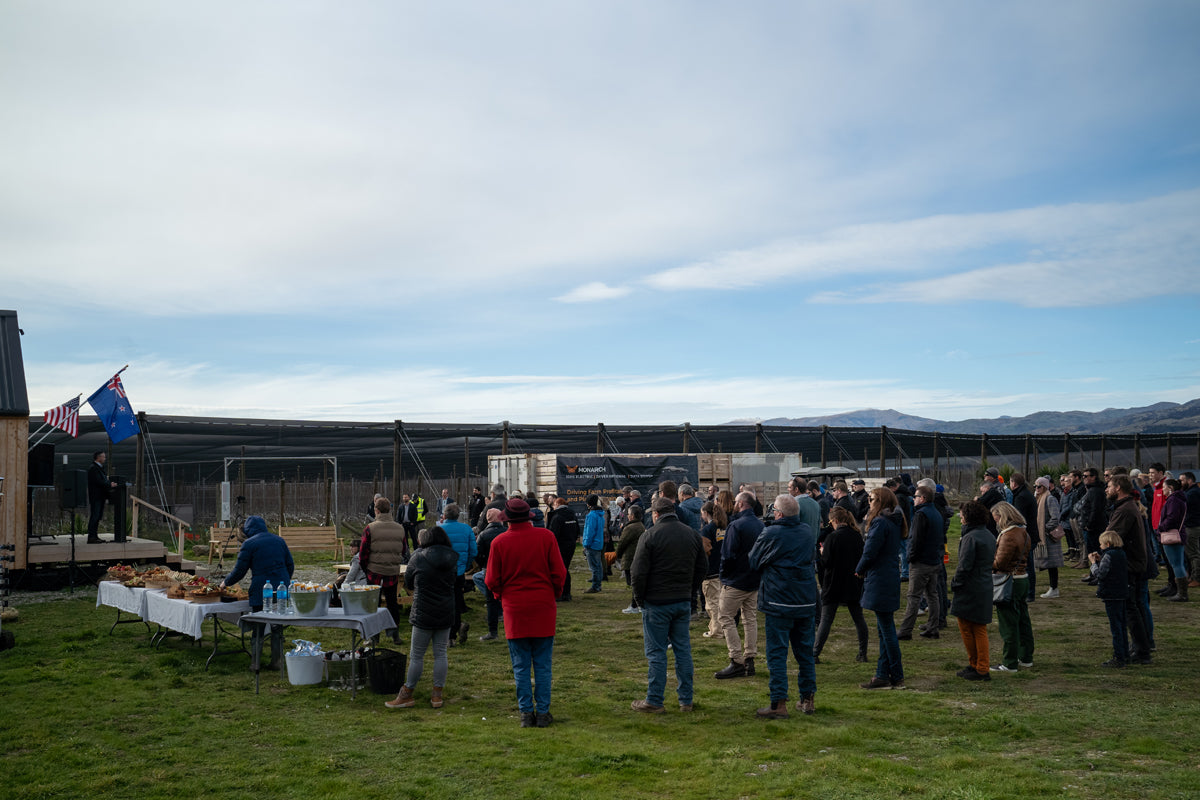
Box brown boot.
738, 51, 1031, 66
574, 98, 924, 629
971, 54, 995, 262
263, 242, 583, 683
756, 699, 789, 719
431, 686, 444, 708
385, 685, 415, 709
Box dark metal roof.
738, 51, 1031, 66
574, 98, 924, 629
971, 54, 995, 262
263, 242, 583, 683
0, 310, 29, 416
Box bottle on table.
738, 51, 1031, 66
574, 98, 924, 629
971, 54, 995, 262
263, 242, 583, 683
277, 580, 290, 615
262, 581, 274, 613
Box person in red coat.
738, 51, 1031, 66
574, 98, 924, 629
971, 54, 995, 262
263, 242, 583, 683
485, 497, 567, 728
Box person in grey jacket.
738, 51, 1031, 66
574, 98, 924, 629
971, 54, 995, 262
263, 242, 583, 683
951, 501, 998, 681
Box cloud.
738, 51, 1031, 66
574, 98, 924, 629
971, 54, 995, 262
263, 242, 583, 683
553, 282, 632, 303
647, 190, 1200, 308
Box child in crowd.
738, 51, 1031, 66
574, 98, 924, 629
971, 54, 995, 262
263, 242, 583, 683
1088, 530, 1129, 668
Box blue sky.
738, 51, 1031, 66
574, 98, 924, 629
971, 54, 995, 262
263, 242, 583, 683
4, 1, 1199, 426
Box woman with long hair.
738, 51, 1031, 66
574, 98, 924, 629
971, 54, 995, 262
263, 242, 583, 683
813, 506, 869, 663
991, 501, 1034, 672
715, 489, 736, 522
855, 487, 908, 689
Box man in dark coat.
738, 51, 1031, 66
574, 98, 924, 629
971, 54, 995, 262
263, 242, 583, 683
748, 494, 818, 718
897, 486, 945, 640
547, 497, 580, 601
1009, 473, 1039, 600
715, 492, 764, 679
1105, 475, 1153, 664
629, 497, 706, 713
86, 450, 117, 543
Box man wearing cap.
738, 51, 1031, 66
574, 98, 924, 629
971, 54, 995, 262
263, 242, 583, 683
851, 479, 870, 523
486, 497, 567, 728
629, 496, 707, 713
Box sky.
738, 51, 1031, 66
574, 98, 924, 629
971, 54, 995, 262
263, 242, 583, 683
4, 1, 1200, 427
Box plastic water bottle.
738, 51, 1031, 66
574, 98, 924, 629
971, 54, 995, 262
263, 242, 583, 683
262, 581, 274, 613
277, 581, 290, 615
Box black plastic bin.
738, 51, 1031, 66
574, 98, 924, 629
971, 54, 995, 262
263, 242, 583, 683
366, 649, 407, 695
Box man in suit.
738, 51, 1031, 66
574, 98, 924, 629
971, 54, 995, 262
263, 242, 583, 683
396, 494, 418, 551
87, 450, 117, 543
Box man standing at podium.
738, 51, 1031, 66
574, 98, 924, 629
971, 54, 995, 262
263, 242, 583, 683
87, 451, 116, 543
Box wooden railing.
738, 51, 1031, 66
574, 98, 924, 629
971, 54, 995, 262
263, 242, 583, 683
130, 495, 192, 555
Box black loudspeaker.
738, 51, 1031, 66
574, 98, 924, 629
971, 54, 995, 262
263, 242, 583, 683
28, 443, 54, 487
59, 469, 88, 509
110, 477, 127, 543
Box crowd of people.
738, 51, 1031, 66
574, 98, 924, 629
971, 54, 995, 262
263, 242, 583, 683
229, 464, 1195, 726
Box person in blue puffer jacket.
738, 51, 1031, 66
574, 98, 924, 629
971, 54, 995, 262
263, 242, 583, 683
748, 494, 818, 718
582, 495, 606, 593
221, 515, 294, 669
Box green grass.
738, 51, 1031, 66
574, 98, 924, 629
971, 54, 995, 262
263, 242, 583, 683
3, 529, 1200, 800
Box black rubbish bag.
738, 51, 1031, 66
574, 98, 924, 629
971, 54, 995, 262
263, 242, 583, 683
366, 649, 407, 695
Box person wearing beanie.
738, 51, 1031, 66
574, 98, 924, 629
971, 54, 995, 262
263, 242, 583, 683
486, 498, 567, 728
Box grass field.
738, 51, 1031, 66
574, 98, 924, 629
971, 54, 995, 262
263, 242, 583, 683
2, 533, 1198, 800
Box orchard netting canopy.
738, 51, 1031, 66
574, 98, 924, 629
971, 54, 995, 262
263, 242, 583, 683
29, 414, 1195, 485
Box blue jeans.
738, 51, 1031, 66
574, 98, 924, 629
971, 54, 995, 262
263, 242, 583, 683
1163, 542, 1187, 586
874, 611, 903, 683
899, 547, 910, 580
765, 613, 816, 702
585, 547, 604, 591
1103, 599, 1128, 663
641, 601, 694, 707
507, 636, 554, 714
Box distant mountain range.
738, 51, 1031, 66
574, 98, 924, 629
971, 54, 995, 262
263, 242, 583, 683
733, 398, 1200, 435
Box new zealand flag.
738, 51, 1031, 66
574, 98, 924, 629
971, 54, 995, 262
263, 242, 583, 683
87, 373, 140, 443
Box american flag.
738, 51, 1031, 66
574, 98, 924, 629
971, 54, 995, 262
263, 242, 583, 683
44, 396, 81, 438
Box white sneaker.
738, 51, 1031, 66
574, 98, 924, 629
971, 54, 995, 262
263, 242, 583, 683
621, 606, 640, 614
1040, 588, 1060, 599
1018, 661, 1033, 668
990, 664, 1015, 672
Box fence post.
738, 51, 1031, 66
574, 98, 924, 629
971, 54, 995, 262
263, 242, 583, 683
1133, 432, 1140, 468
1063, 433, 1070, 470
597, 423, 605, 455
933, 432, 941, 482
756, 423, 763, 454
683, 423, 690, 455
279, 477, 285, 530
502, 420, 510, 455
393, 422, 402, 495
1101, 435, 1107, 471
879, 426, 887, 478
980, 433, 987, 469
820, 426, 828, 469
1023, 434, 1031, 477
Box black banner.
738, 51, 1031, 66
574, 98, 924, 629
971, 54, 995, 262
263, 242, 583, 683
556, 455, 699, 522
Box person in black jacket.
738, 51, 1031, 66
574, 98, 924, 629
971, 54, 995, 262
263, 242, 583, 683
86, 451, 117, 543
813, 507, 869, 663
473, 508, 507, 640
1009, 473, 1039, 600
386, 526, 459, 709
1078, 468, 1108, 583
629, 497, 707, 713
547, 498, 580, 601
1089, 531, 1129, 667
897, 486, 945, 640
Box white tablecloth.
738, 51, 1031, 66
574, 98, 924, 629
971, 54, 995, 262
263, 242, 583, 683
96, 581, 164, 616
240, 607, 395, 641
144, 591, 251, 640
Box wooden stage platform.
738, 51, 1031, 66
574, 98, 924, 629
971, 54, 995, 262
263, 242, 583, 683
23, 534, 197, 572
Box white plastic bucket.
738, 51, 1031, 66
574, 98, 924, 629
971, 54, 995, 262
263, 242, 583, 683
284, 653, 325, 685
